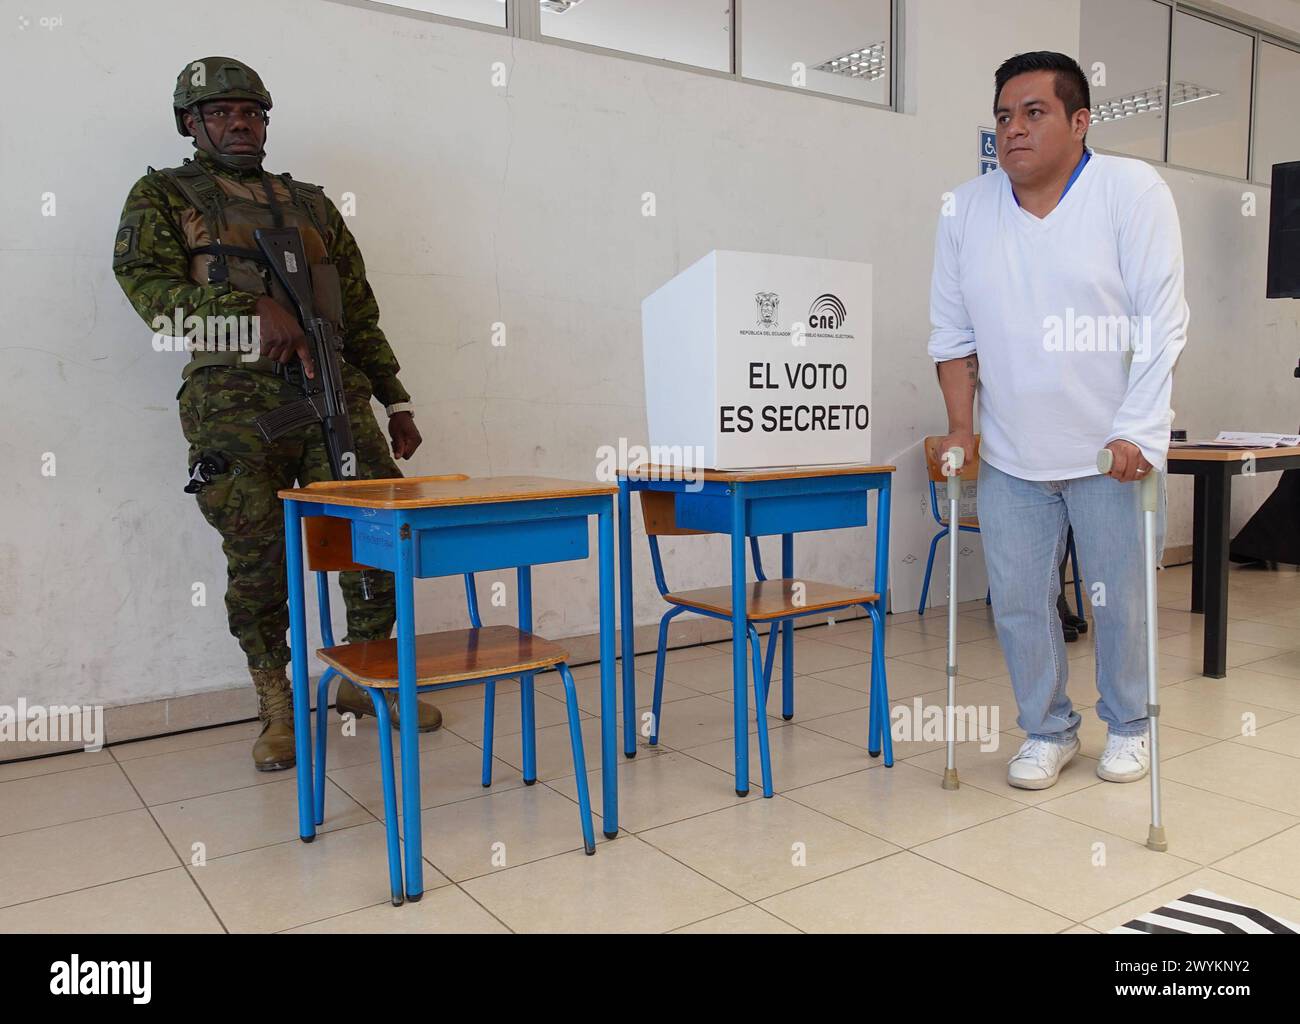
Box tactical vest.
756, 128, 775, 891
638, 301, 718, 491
157, 159, 345, 379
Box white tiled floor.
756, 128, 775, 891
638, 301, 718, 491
1, 563, 1298, 933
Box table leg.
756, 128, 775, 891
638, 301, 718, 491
873, 480, 894, 760
395, 517, 423, 899
517, 565, 536, 784
1202, 466, 1232, 679
1191, 474, 1207, 613
617, 479, 637, 758
598, 501, 619, 837
284, 499, 316, 843
731, 487, 749, 797
781, 533, 794, 721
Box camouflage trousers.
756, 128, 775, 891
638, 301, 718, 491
179, 365, 401, 670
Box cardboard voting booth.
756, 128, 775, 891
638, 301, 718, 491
641, 250, 872, 470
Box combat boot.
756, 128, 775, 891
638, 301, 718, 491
335, 678, 442, 733
250, 667, 297, 771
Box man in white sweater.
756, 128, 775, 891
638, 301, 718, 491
929, 51, 1188, 790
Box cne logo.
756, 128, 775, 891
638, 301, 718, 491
283, 251, 298, 274
808, 293, 846, 330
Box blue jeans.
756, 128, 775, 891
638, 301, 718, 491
976, 459, 1166, 745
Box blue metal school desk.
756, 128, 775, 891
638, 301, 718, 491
278, 475, 619, 899
617, 464, 896, 796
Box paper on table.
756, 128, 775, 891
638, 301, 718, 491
1170, 431, 1300, 449
1213, 431, 1300, 447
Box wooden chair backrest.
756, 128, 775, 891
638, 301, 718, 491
639, 491, 707, 537
923, 435, 981, 484
304, 474, 470, 572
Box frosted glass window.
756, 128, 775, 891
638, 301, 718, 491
740, 0, 892, 106
540, 0, 731, 73
1168, 11, 1254, 179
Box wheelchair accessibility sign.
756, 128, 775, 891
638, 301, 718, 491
979, 127, 998, 175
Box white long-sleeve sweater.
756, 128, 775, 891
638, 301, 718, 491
928, 151, 1189, 479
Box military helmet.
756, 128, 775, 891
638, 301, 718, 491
173, 57, 272, 136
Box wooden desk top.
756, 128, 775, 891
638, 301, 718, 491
623, 463, 896, 483
1167, 445, 1300, 463
279, 475, 617, 509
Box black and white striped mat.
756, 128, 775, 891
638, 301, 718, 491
1111, 889, 1298, 934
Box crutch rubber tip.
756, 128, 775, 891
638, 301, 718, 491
603, 830, 618, 840
626, 749, 639, 757
391, 896, 404, 907
1146, 826, 1168, 852
735, 788, 749, 797
407, 891, 423, 903
782, 714, 793, 721
300, 834, 315, 844
942, 769, 960, 791
523, 778, 537, 786
584, 843, 596, 856
868, 749, 880, 758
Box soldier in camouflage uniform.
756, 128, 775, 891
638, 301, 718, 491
113, 57, 442, 771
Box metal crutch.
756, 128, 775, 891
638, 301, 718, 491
942, 446, 964, 791
1097, 448, 1167, 852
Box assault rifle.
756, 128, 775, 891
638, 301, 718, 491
251, 226, 356, 479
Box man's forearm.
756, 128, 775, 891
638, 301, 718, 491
936, 355, 978, 430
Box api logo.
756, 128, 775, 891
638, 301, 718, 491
808, 293, 846, 330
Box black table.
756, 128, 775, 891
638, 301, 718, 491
1166, 445, 1300, 677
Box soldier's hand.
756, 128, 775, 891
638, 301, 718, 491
389, 411, 421, 460
255, 297, 315, 379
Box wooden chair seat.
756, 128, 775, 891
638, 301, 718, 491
940, 515, 980, 528
318, 625, 568, 689
665, 579, 878, 621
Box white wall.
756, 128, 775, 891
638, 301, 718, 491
1, 0, 1295, 714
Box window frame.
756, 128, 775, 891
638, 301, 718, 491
1249, 35, 1300, 185
330, 0, 904, 113
1084, 0, 1300, 185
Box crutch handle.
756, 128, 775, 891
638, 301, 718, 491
944, 447, 964, 501
1097, 448, 1158, 511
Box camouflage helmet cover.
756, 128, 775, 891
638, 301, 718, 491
173, 57, 272, 135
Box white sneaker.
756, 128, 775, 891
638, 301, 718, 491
1097, 732, 1150, 782
1007, 736, 1079, 790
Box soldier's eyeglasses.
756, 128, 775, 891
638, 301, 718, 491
201, 108, 268, 124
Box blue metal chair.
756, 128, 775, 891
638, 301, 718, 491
917, 435, 1086, 618
302, 481, 594, 906
640, 491, 892, 799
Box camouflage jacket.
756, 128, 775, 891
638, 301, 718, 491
113, 148, 411, 407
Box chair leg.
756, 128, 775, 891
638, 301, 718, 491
867, 602, 893, 766
366, 684, 404, 906
314, 667, 336, 827
747, 625, 774, 798
761, 625, 778, 706
558, 663, 597, 855
520, 672, 537, 785
919, 527, 947, 615
651, 607, 684, 746
481, 680, 496, 788
781, 619, 794, 721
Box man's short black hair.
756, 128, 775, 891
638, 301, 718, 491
994, 51, 1092, 125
